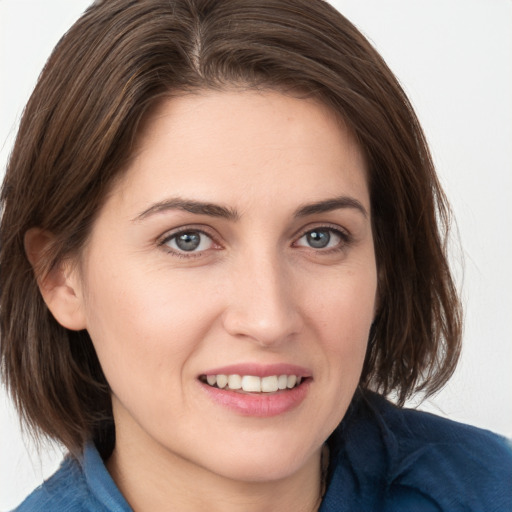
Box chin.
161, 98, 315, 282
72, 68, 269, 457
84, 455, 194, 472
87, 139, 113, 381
216, 458, 309, 484
195, 437, 322, 484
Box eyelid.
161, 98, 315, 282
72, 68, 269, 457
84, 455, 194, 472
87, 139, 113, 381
156, 222, 352, 257
157, 225, 222, 255
292, 223, 352, 253
293, 223, 351, 243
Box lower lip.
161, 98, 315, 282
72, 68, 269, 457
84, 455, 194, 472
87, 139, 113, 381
200, 380, 310, 417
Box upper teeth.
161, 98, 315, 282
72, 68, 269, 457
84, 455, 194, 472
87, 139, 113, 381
204, 374, 302, 393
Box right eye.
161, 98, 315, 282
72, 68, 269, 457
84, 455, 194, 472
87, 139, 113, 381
161, 230, 215, 254
294, 226, 349, 252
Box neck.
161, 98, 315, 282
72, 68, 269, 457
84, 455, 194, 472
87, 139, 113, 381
107, 431, 324, 512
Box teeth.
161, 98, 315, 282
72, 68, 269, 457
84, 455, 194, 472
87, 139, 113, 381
216, 374, 228, 389
242, 375, 261, 392
228, 374, 242, 390
277, 374, 288, 390
203, 374, 304, 393
261, 376, 278, 392
287, 375, 297, 389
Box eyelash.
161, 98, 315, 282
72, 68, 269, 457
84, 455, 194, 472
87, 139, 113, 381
158, 226, 219, 258
157, 225, 352, 258
293, 225, 352, 253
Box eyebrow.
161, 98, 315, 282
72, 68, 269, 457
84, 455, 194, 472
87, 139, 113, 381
133, 198, 239, 222
133, 195, 367, 222
294, 196, 368, 218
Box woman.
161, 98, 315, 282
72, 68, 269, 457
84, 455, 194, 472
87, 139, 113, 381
1, 0, 511, 510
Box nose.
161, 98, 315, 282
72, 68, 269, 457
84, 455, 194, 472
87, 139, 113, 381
221, 252, 303, 347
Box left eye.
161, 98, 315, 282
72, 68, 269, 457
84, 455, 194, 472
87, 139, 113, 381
296, 228, 343, 249
163, 230, 214, 253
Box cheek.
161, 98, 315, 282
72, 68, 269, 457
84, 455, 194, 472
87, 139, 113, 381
296, 267, 376, 439
81, 260, 225, 386
308, 267, 377, 338
305, 264, 377, 380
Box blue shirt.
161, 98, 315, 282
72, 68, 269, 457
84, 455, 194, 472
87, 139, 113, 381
13, 392, 512, 511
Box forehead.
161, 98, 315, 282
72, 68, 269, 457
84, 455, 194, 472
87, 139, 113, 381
110, 90, 370, 216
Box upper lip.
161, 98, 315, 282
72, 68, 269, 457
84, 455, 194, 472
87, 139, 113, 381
200, 363, 311, 378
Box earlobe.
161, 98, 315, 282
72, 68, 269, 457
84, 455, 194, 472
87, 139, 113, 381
24, 228, 87, 331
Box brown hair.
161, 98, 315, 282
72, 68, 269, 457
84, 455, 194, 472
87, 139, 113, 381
0, 0, 462, 457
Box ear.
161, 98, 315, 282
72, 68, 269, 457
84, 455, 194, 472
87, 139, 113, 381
24, 228, 87, 331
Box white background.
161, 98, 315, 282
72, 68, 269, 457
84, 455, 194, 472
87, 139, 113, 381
1, 0, 511, 509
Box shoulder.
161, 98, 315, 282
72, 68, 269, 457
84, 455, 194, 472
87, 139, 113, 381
324, 392, 512, 512
11, 444, 130, 512
12, 457, 102, 512
372, 392, 512, 463
379, 395, 512, 511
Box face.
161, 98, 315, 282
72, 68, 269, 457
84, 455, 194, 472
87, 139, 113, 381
74, 90, 377, 483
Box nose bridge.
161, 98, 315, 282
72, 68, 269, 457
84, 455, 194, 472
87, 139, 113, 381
222, 245, 302, 346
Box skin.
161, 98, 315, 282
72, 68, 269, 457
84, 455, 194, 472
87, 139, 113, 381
38, 90, 378, 511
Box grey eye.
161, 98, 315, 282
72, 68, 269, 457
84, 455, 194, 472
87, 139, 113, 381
175, 232, 201, 251
296, 228, 343, 250
165, 231, 213, 252
306, 230, 331, 248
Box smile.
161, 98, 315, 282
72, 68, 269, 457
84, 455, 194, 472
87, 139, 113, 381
200, 374, 303, 393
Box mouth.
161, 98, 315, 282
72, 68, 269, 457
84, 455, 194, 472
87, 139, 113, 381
199, 373, 306, 393
198, 366, 311, 416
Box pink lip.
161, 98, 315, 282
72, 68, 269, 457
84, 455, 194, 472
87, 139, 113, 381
200, 379, 310, 417
200, 363, 311, 378
198, 363, 312, 417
